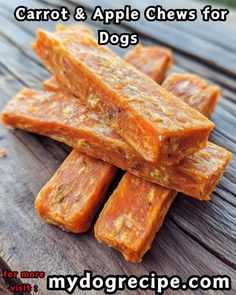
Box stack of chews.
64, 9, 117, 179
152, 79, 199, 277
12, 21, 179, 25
1, 25, 232, 263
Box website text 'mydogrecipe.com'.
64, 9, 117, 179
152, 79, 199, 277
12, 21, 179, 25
47, 271, 231, 294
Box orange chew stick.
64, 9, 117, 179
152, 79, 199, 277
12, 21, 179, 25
35, 150, 117, 233
95, 173, 176, 262
41, 71, 226, 262
1, 88, 231, 200
33, 70, 219, 235
163, 73, 220, 118
33, 26, 214, 165
44, 72, 219, 119
93, 76, 224, 263
34, 45, 173, 232
124, 44, 172, 84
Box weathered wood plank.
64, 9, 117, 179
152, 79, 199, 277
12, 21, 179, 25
116, 0, 236, 50
3, 0, 236, 104
77, 0, 236, 77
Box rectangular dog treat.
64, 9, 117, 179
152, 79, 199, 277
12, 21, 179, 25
124, 44, 172, 84
94, 142, 232, 262
33, 26, 214, 165
44, 45, 172, 90
35, 45, 172, 233
1, 88, 231, 200
95, 173, 176, 262
44, 72, 219, 119
35, 150, 117, 233
43, 41, 173, 92
163, 73, 220, 118
93, 73, 224, 263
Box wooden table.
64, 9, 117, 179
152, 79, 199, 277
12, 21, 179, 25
0, 0, 235, 294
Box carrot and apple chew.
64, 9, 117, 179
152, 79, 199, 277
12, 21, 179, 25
34, 44, 173, 233
124, 44, 172, 84
94, 173, 176, 263
163, 73, 219, 118
93, 75, 228, 263
37, 65, 224, 240
33, 25, 214, 165
1, 86, 231, 200
35, 45, 174, 233
35, 150, 117, 233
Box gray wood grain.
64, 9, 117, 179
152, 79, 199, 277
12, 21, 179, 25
0, 0, 235, 294
77, 0, 236, 77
